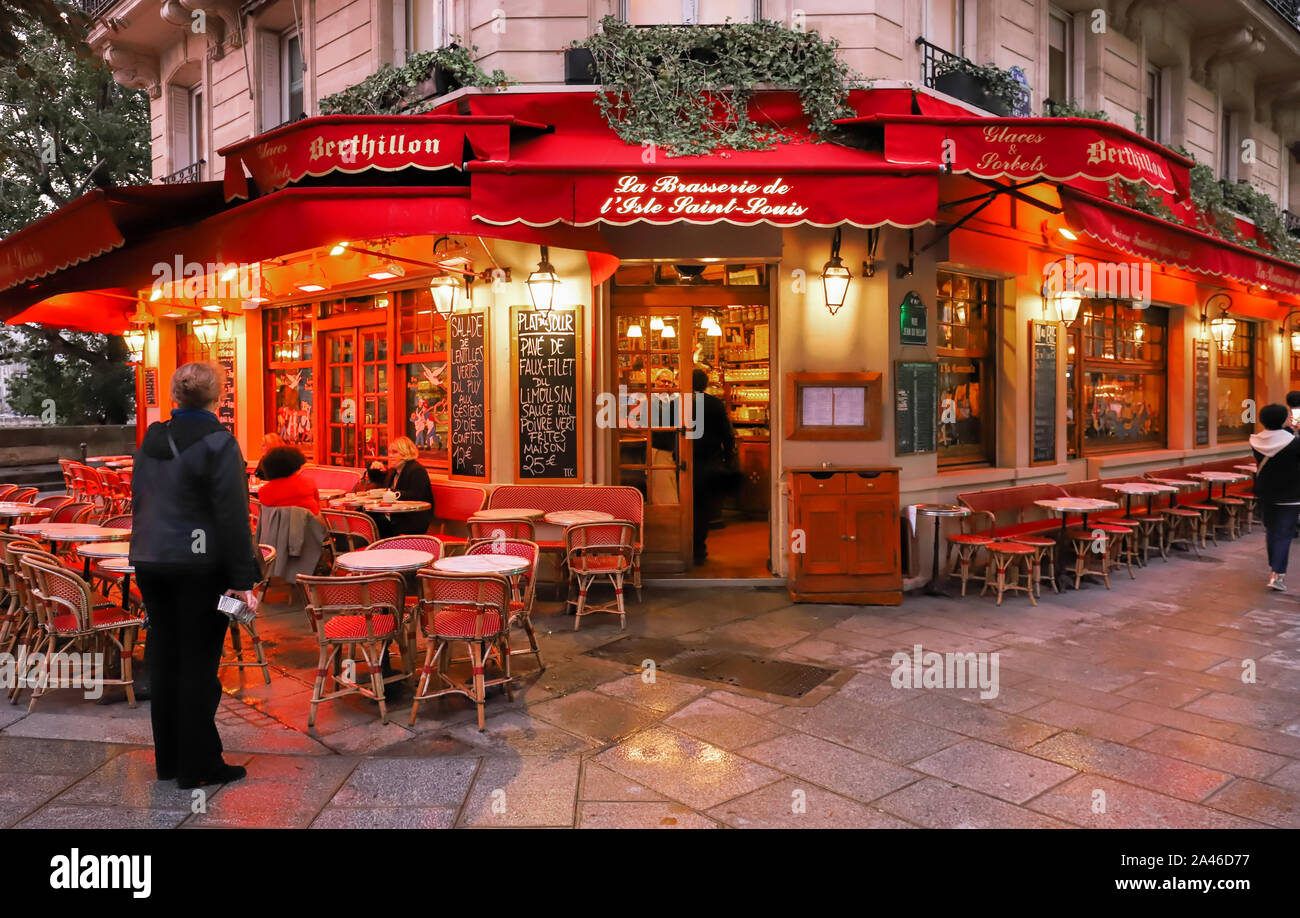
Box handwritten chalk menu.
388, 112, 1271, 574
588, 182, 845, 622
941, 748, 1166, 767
1194, 338, 1210, 447
143, 368, 158, 408
449, 312, 488, 478
514, 307, 582, 481
894, 361, 938, 454
216, 339, 236, 434
1030, 321, 1057, 464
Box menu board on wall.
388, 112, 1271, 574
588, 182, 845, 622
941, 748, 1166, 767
216, 339, 236, 434
449, 311, 488, 478
513, 306, 582, 481
895, 360, 938, 454
143, 368, 158, 408
1194, 338, 1210, 447
1030, 321, 1058, 464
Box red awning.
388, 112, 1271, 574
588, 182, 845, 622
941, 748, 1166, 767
0, 183, 228, 293
469, 133, 939, 228
848, 114, 1192, 197
1059, 186, 1300, 297
218, 113, 548, 202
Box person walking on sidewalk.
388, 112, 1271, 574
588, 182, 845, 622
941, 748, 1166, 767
131, 361, 261, 788
1249, 403, 1300, 591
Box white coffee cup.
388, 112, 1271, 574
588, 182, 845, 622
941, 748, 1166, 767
381, 490, 399, 503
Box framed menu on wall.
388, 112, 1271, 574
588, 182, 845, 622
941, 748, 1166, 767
216, 338, 236, 434
512, 306, 583, 482
895, 360, 938, 454
1194, 338, 1210, 447
448, 311, 489, 479
1030, 321, 1058, 464
143, 368, 158, 408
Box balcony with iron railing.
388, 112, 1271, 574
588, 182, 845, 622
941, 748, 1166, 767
75, 0, 121, 19
1262, 0, 1300, 30
160, 160, 204, 184
1285, 209, 1300, 235
916, 37, 1031, 117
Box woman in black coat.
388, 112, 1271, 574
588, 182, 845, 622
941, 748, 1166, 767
366, 436, 435, 537
130, 362, 260, 789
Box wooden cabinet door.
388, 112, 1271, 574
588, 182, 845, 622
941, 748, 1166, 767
797, 494, 847, 576
845, 496, 898, 575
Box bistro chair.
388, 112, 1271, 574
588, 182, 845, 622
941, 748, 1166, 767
0, 537, 43, 656
946, 532, 994, 596
17, 555, 142, 711
412, 570, 513, 731
8, 488, 37, 504
298, 572, 409, 727
221, 545, 276, 685
1065, 521, 1133, 590
466, 537, 543, 671
1211, 494, 1245, 540
322, 508, 380, 553
33, 495, 72, 512
97, 468, 130, 514
979, 542, 1037, 606
57, 460, 75, 493
468, 518, 536, 546
365, 534, 446, 557
0, 484, 19, 501
249, 497, 261, 534
1007, 534, 1058, 596
50, 501, 95, 524
564, 520, 637, 631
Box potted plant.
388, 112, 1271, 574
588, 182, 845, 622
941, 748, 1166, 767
564, 46, 597, 84
319, 42, 511, 116
932, 57, 1023, 116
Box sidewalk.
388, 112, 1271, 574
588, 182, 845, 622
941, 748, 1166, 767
2, 531, 1299, 828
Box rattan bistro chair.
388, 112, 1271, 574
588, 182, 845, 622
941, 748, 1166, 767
466, 538, 543, 671
322, 508, 380, 553
299, 571, 409, 727
411, 570, 513, 731
564, 520, 637, 631
220, 545, 277, 685
0, 537, 42, 656
468, 518, 537, 546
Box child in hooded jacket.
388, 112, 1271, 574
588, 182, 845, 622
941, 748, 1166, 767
1249, 403, 1300, 590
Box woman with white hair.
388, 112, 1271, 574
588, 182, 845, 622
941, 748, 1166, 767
365, 436, 435, 536
130, 361, 260, 789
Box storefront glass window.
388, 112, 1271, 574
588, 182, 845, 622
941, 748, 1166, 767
1216, 319, 1254, 442
936, 270, 995, 466
397, 287, 447, 356
1073, 300, 1167, 454
265, 304, 315, 453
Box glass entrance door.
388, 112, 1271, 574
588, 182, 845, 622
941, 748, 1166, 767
611, 307, 695, 571
323, 326, 389, 467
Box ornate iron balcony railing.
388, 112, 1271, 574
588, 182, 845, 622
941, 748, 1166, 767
160, 160, 204, 184
916, 37, 1031, 117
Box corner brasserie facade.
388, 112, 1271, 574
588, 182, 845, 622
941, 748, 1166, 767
5, 84, 1300, 591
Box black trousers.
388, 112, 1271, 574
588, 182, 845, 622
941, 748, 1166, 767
1262, 504, 1300, 574
135, 569, 230, 782
693, 468, 718, 561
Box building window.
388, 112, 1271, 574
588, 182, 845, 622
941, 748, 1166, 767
188, 86, 203, 169
402, 0, 450, 57
265, 304, 315, 453
1065, 326, 1079, 458
925, 0, 965, 54
258, 28, 304, 130
1072, 300, 1167, 454
1144, 64, 1163, 141
936, 270, 995, 466
397, 286, 447, 356
282, 30, 304, 123
1221, 109, 1238, 182
623, 0, 759, 25
1047, 7, 1073, 105
1215, 319, 1254, 442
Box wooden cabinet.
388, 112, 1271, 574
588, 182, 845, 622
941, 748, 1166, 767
733, 438, 770, 517
787, 467, 901, 605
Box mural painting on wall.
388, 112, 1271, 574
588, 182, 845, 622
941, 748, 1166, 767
406, 361, 449, 463
276, 369, 314, 449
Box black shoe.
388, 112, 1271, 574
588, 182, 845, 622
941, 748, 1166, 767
178, 764, 247, 789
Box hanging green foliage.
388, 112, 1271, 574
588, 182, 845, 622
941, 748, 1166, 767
318, 44, 510, 116
1042, 98, 1109, 121
574, 16, 860, 157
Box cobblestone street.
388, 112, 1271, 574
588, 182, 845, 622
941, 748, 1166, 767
3, 530, 1299, 829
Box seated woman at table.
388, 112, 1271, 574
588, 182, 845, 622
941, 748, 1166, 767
255, 446, 320, 516
365, 436, 434, 537
253, 433, 286, 480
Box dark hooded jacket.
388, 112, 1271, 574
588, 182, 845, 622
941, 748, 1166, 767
129, 409, 260, 590
1250, 427, 1300, 505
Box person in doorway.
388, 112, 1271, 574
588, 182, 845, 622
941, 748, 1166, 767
1285, 391, 1300, 434
691, 368, 735, 566
366, 436, 435, 537
1249, 403, 1300, 591
131, 361, 260, 789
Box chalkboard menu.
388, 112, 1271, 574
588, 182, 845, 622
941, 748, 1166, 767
895, 360, 938, 454
514, 307, 582, 481
143, 367, 158, 408
1030, 321, 1057, 464
1194, 338, 1210, 447
449, 312, 488, 478
216, 339, 236, 434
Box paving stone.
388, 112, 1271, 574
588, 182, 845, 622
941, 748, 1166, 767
595, 673, 707, 714
446, 711, 598, 757
737, 732, 921, 803
0, 773, 78, 827
876, 778, 1067, 829
1112, 700, 1240, 740
911, 739, 1076, 804
1010, 675, 1130, 712
664, 696, 787, 749
881, 628, 1004, 655
1025, 775, 1262, 828
836, 670, 916, 708
310, 807, 457, 829
1131, 728, 1290, 780
1228, 724, 1300, 758
578, 801, 718, 828
0, 736, 136, 774
708, 778, 913, 828
17, 805, 192, 829
579, 761, 667, 802
55, 748, 220, 810
770, 695, 963, 763
535, 656, 630, 696
709, 619, 810, 649
1182, 691, 1298, 728
705, 689, 784, 715
529, 690, 662, 743
1022, 699, 1158, 743
459, 755, 579, 827
594, 726, 782, 810
185, 754, 356, 828
1203, 779, 1300, 828
1264, 761, 1300, 793
329, 757, 478, 808
1116, 677, 1209, 708
989, 648, 1141, 693
1030, 733, 1233, 803
890, 693, 1060, 750
783, 637, 878, 668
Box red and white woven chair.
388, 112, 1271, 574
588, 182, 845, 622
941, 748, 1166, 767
0, 537, 44, 657
322, 508, 380, 553
466, 538, 543, 671
17, 555, 143, 711
7, 487, 37, 504
49, 501, 95, 524
298, 571, 409, 727
468, 518, 536, 545
0, 484, 19, 501
412, 570, 513, 731
221, 544, 276, 684
33, 495, 71, 513
564, 520, 637, 631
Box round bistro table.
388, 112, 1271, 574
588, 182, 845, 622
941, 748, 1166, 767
1033, 498, 1119, 592
542, 510, 615, 527
336, 548, 434, 574
916, 504, 970, 599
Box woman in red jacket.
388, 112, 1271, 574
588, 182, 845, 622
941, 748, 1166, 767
255, 446, 320, 515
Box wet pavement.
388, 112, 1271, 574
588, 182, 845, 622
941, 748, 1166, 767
3, 530, 1299, 828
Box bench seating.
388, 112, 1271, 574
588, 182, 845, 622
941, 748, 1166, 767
301, 464, 366, 494
956, 483, 1068, 540
428, 481, 488, 541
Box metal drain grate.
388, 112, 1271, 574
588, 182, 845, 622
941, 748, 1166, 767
587, 636, 837, 698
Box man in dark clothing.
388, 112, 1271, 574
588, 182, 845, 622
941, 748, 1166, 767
1249, 403, 1300, 591
690, 368, 735, 565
